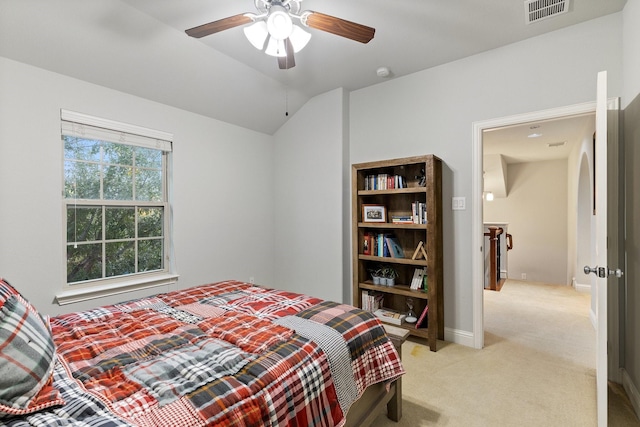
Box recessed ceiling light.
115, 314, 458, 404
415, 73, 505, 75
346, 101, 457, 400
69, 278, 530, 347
528, 133, 543, 138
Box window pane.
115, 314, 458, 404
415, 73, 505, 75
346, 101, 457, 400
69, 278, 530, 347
64, 137, 100, 162
105, 207, 135, 240
135, 168, 162, 201
138, 239, 163, 272
105, 241, 135, 277
138, 207, 163, 238
103, 141, 133, 166
135, 147, 162, 169
103, 165, 133, 200
67, 206, 102, 242
65, 161, 100, 199
67, 243, 102, 283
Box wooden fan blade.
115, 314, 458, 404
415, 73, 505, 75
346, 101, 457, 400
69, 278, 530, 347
277, 38, 296, 69
305, 12, 375, 44
185, 14, 253, 38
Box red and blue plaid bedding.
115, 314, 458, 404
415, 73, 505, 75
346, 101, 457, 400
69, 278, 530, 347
2, 281, 404, 426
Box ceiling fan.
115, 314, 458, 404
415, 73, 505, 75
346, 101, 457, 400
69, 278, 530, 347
185, 0, 375, 70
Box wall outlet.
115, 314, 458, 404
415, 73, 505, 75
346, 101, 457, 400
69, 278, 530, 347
249, 276, 255, 284
521, 273, 527, 280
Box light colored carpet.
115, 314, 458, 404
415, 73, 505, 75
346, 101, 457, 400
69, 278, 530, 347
373, 280, 640, 426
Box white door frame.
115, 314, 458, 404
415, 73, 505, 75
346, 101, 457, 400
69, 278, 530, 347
471, 101, 599, 350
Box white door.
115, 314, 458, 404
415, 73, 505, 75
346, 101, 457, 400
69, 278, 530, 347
586, 70, 623, 427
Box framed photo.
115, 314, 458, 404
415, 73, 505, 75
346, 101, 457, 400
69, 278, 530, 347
363, 204, 386, 223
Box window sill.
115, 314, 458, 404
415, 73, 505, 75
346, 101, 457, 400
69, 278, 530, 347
55, 273, 179, 306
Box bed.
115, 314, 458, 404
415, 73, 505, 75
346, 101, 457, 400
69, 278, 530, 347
0, 278, 405, 426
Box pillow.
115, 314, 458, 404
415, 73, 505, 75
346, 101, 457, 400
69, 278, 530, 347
0, 278, 64, 416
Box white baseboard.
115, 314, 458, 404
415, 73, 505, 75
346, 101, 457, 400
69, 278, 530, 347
445, 327, 475, 348
622, 368, 640, 421
574, 282, 591, 293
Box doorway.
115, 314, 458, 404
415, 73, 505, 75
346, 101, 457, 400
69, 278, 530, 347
471, 101, 599, 350
472, 98, 623, 379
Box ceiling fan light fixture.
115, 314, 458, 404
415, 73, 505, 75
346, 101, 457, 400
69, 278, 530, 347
265, 36, 287, 57
243, 21, 269, 50
289, 24, 311, 52
267, 6, 293, 40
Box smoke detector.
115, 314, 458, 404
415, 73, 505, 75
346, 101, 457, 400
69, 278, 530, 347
376, 66, 391, 78
525, 0, 570, 24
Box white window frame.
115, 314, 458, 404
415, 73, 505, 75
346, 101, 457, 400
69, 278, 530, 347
56, 110, 178, 305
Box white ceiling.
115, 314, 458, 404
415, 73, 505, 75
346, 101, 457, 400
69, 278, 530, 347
0, 0, 625, 135
482, 113, 595, 197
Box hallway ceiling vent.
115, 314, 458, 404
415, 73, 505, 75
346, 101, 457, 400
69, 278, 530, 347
547, 141, 567, 148
525, 0, 571, 24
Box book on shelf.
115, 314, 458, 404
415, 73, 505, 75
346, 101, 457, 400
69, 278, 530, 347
390, 215, 413, 224
374, 308, 406, 326
415, 303, 429, 329
385, 235, 405, 258
361, 290, 384, 312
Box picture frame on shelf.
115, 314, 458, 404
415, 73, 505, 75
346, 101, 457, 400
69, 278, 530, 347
363, 204, 387, 223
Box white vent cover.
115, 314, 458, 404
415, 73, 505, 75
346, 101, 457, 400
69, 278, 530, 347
525, 0, 570, 24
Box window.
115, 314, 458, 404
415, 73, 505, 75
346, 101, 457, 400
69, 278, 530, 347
59, 110, 175, 303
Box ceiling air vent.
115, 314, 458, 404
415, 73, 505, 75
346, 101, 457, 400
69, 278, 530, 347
525, 0, 570, 24
547, 141, 566, 148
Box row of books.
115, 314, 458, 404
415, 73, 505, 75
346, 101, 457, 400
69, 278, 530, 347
410, 267, 428, 290
361, 290, 384, 311
364, 174, 407, 190
363, 233, 405, 258
412, 201, 427, 224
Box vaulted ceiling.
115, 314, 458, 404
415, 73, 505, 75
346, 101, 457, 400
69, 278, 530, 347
0, 0, 626, 134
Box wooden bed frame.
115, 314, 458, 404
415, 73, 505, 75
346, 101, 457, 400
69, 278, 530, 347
345, 325, 409, 426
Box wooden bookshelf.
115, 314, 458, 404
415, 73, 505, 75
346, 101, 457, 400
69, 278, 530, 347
352, 155, 443, 350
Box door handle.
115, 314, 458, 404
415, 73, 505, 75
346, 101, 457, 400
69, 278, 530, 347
583, 266, 624, 278
583, 266, 598, 275
608, 268, 624, 278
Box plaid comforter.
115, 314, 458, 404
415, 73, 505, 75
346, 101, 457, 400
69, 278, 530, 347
2, 281, 404, 426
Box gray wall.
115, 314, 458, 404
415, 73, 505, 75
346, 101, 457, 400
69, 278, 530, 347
349, 13, 623, 339
0, 56, 276, 315
622, 0, 640, 412
623, 91, 640, 414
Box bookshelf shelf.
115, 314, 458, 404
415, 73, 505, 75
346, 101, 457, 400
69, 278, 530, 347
352, 155, 443, 351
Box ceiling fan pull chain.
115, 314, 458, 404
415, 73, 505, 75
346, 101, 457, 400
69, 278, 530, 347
285, 89, 289, 116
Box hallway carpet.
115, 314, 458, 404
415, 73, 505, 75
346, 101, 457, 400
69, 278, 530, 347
373, 280, 640, 426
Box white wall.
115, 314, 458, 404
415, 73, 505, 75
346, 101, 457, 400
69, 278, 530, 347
0, 57, 275, 316
272, 89, 347, 303
350, 14, 623, 336
484, 160, 568, 284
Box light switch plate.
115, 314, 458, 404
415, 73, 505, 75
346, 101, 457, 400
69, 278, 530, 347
452, 197, 466, 210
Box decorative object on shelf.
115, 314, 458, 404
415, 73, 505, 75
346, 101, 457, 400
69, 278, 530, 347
416, 168, 426, 187
369, 266, 383, 285
362, 204, 386, 222
381, 265, 398, 286
405, 298, 417, 323
374, 308, 406, 326
411, 241, 428, 260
